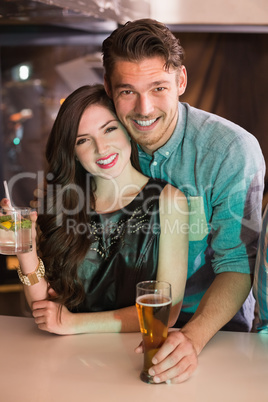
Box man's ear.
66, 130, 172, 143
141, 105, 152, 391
178, 65, 187, 97
104, 75, 112, 98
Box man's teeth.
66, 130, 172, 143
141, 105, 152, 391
97, 154, 117, 165
135, 118, 157, 127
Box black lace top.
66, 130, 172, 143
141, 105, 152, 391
75, 178, 167, 313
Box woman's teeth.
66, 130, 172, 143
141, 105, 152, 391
97, 154, 117, 165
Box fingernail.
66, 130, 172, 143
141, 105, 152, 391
154, 376, 161, 383
152, 357, 158, 364
149, 368, 155, 376
166, 380, 171, 385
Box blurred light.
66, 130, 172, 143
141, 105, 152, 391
13, 138, 21, 145
60, 98, 66, 105
19, 65, 30, 80
11, 63, 32, 81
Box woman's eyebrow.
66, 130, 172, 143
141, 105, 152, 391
77, 119, 118, 137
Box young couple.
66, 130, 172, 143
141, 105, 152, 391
2, 19, 265, 384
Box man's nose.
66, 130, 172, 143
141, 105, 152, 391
134, 94, 154, 116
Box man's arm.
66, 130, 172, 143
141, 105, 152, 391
144, 271, 252, 384
253, 204, 268, 332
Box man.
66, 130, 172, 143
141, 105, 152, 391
101, 19, 265, 383
253, 203, 268, 333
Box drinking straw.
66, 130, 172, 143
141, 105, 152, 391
3, 181, 17, 248
3, 180, 14, 210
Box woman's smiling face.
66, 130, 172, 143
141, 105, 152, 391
75, 104, 131, 179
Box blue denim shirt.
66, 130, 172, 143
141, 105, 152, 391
138, 102, 265, 329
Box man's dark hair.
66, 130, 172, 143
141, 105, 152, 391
102, 18, 185, 85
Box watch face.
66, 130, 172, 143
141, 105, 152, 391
27, 272, 39, 286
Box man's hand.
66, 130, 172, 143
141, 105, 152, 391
135, 272, 253, 384
135, 330, 198, 384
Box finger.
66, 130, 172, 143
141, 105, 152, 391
134, 341, 144, 354
134, 345, 143, 354
0, 198, 12, 211
29, 210, 38, 223
29, 199, 39, 209
167, 362, 198, 384
152, 331, 184, 364
32, 300, 49, 310
32, 307, 47, 318
34, 315, 46, 325
150, 355, 197, 384
33, 188, 45, 198
30, 188, 45, 210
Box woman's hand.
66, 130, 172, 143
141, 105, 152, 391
1, 197, 38, 253
32, 290, 75, 335
0, 198, 13, 211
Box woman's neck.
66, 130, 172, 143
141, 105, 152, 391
93, 165, 148, 214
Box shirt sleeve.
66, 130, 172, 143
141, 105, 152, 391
209, 131, 265, 276
253, 204, 268, 331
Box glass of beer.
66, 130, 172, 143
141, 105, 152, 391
136, 280, 172, 384
0, 207, 33, 255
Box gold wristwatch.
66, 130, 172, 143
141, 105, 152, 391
17, 257, 45, 286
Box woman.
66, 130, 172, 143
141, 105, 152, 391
2, 84, 188, 335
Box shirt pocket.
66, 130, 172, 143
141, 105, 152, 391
188, 196, 209, 241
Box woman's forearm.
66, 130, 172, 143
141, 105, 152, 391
31, 301, 142, 335
71, 305, 141, 334
17, 252, 48, 308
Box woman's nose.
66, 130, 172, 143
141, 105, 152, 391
95, 138, 108, 155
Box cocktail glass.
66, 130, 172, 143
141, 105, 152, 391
0, 207, 32, 255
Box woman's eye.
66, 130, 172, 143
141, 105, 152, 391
105, 126, 117, 134
76, 138, 89, 146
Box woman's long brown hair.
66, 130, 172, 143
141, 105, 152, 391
37, 84, 140, 310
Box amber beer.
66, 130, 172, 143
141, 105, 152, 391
136, 284, 172, 384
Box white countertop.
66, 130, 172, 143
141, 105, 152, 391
1, 315, 268, 402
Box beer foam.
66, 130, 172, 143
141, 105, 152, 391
136, 294, 171, 307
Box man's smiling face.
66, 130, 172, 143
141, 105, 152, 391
105, 56, 187, 155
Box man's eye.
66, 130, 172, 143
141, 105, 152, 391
121, 90, 133, 95
155, 87, 165, 92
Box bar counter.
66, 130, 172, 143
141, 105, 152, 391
1, 315, 268, 402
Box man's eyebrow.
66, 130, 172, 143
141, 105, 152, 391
114, 83, 134, 90
114, 81, 171, 90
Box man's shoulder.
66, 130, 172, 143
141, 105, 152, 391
180, 102, 262, 155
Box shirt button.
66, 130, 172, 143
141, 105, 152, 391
153, 161, 157, 166
165, 151, 169, 156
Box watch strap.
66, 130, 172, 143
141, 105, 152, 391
17, 257, 45, 286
